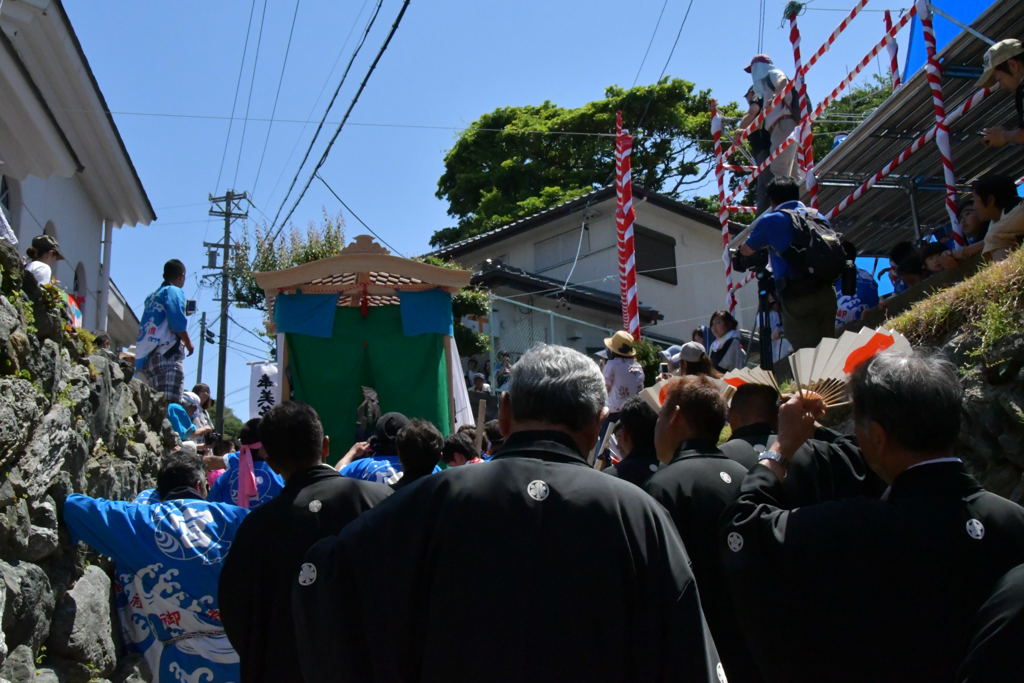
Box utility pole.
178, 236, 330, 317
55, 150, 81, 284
206, 190, 248, 433
196, 312, 207, 384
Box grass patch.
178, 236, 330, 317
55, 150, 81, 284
888, 247, 1024, 349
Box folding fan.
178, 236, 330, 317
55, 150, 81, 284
721, 326, 912, 408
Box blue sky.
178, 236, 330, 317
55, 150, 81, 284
64, 0, 918, 418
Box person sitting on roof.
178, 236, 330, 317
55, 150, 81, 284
980, 39, 1024, 149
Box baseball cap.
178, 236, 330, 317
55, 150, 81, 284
660, 345, 682, 366
744, 54, 773, 73
373, 412, 409, 451
977, 38, 1024, 88
672, 341, 707, 365
31, 234, 63, 259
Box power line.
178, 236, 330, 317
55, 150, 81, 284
233, 0, 270, 188
251, 0, 302, 198
631, 0, 669, 87
228, 313, 272, 346
263, 0, 374, 208
314, 173, 404, 257
213, 0, 258, 196
267, 0, 387, 235
656, 0, 695, 81
268, 0, 412, 243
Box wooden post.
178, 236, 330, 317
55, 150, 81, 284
473, 399, 487, 453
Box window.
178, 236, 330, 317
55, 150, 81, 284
534, 227, 590, 272
634, 225, 677, 285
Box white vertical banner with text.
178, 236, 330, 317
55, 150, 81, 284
249, 362, 281, 419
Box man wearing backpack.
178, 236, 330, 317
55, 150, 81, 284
745, 54, 803, 184
739, 176, 840, 351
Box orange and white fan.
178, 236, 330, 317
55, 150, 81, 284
722, 326, 912, 408
639, 375, 732, 411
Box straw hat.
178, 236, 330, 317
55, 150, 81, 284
603, 330, 637, 358
977, 38, 1024, 88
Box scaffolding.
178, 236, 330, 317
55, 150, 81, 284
709, 0, 1017, 311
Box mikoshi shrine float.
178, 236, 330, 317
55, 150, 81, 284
254, 235, 472, 460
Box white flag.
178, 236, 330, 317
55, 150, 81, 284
250, 362, 281, 419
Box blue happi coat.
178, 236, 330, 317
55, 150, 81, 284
207, 452, 285, 508
63, 493, 249, 683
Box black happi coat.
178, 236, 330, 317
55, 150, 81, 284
292, 430, 724, 683
957, 562, 1024, 682
643, 441, 757, 682
219, 465, 391, 683
719, 424, 776, 470
604, 446, 661, 487
722, 460, 1024, 683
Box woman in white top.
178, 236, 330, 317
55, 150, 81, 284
602, 330, 645, 413
24, 234, 63, 286
708, 310, 748, 373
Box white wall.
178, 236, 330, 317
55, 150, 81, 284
12, 174, 104, 330
452, 196, 758, 341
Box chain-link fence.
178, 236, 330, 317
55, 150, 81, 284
485, 294, 615, 391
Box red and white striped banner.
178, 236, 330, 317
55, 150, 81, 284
789, 11, 818, 208
825, 87, 992, 220
884, 10, 902, 89
615, 111, 641, 338
710, 101, 738, 313
917, 0, 964, 247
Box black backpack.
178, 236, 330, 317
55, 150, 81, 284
778, 209, 846, 284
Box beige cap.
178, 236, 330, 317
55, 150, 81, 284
977, 38, 1024, 88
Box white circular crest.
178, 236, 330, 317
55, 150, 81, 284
727, 532, 744, 553
716, 661, 729, 683
308, 499, 323, 513
298, 562, 318, 586
526, 480, 549, 501
649, 463, 659, 473
966, 518, 985, 540
719, 471, 733, 484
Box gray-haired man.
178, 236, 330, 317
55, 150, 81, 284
721, 350, 1024, 683
294, 344, 723, 683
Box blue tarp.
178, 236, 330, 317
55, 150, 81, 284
903, 0, 985, 82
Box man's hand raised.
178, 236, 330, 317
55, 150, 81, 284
776, 391, 826, 461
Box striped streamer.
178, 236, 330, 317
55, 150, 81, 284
709, 101, 738, 313
615, 111, 641, 338
917, 0, 964, 247
789, 11, 818, 208
884, 10, 902, 89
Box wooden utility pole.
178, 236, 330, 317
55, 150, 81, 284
196, 311, 207, 384
206, 190, 248, 433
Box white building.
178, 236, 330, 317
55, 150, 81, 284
0, 0, 155, 347
430, 185, 757, 353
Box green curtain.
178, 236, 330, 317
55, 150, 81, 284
286, 306, 450, 464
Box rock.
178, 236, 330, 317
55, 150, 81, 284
0, 560, 53, 652
30, 668, 61, 683
47, 566, 115, 677
0, 644, 34, 682
0, 378, 44, 470
7, 404, 88, 500
109, 654, 150, 683
0, 500, 30, 559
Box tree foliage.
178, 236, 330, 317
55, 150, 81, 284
431, 79, 741, 248
810, 75, 892, 161
227, 213, 346, 310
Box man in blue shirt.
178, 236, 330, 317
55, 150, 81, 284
63, 452, 248, 682
135, 259, 193, 402
335, 412, 408, 484
740, 176, 837, 350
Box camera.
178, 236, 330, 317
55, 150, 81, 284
730, 247, 769, 274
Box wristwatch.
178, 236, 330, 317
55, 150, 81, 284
759, 449, 787, 467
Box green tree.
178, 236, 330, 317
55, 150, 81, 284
810, 75, 892, 161
227, 212, 346, 310
222, 405, 244, 442
432, 79, 741, 247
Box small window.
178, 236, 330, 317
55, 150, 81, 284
634, 225, 677, 285
534, 228, 590, 272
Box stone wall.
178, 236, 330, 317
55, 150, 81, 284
0, 239, 172, 682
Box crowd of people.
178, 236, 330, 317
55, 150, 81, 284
59, 337, 1024, 682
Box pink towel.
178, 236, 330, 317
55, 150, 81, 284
207, 468, 225, 489
237, 442, 262, 509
